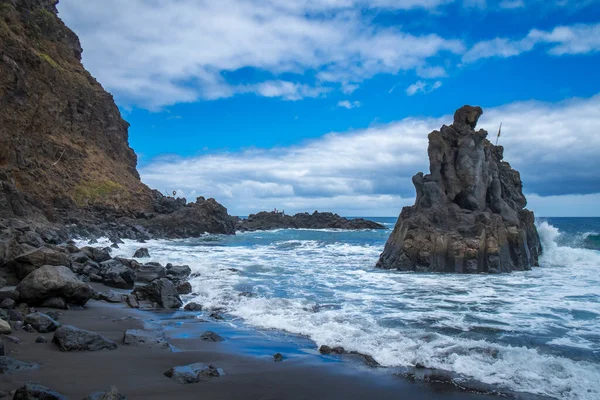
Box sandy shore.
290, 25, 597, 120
0, 285, 500, 400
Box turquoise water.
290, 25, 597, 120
100, 217, 600, 400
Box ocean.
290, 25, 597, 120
99, 217, 600, 400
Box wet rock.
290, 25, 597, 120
199, 331, 224, 342
166, 264, 192, 280
0, 288, 19, 302
273, 353, 283, 362
0, 356, 39, 373
24, 312, 60, 333
6, 247, 71, 279
132, 278, 182, 309
13, 383, 66, 399
0, 319, 11, 334
53, 325, 117, 352
133, 248, 150, 258
377, 106, 541, 273
209, 312, 224, 320
135, 264, 166, 283
183, 302, 202, 312
319, 345, 345, 355
83, 386, 127, 400
123, 329, 169, 349
17, 265, 93, 306
175, 281, 192, 295
124, 295, 139, 309
81, 247, 112, 263
0, 299, 15, 309
164, 363, 221, 384
35, 336, 48, 343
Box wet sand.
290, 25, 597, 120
1, 293, 503, 400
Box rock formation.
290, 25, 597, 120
236, 211, 385, 231
377, 106, 541, 273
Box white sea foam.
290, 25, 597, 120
90, 222, 600, 400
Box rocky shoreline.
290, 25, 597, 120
236, 211, 385, 231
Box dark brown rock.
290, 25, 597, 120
377, 106, 541, 273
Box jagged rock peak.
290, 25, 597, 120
377, 105, 542, 274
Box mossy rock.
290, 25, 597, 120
38, 52, 59, 68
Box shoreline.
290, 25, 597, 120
0, 286, 550, 400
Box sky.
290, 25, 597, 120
56, 0, 600, 217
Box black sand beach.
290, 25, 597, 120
1, 286, 496, 400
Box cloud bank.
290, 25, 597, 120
140, 94, 600, 216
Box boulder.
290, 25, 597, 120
273, 353, 283, 362
24, 312, 60, 333
123, 329, 169, 349
0, 319, 10, 334
0, 298, 15, 309
7, 247, 71, 279
166, 264, 192, 281
83, 386, 127, 400
199, 331, 224, 342
377, 106, 542, 273
36, 336, 48, 343
164, 363, 221, 384
17, 265, 93, 306
13, 383, 66, 400
0, 356, 39, 373
135, 264, 166, 283
99, 260, 135, 289
175, 281, 192, 295
80, 247, 112, 263
96, 290, 124, 303
133, 248, 150, 258
53, 325, 117, 352
184, 302, 202, 312
132, 278, 182, 309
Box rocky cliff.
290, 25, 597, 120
236, 211, 385, 231
377, 106, 541, 273
0, 0, 153, 218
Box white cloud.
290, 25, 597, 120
337, 100, 362, 109
464, 23, 600, 62
57, 0, 463, 108
139, 94, 600, 216
405, 80, 443, 96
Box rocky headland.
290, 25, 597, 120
377, 106, 542, 273
236, 211, 385, 231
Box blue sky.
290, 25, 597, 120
57, 0, 600, 216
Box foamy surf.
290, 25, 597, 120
85, 218, 600, 400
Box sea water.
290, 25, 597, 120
102, 218, 600, 400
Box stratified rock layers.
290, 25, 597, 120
377, 106, 541, 273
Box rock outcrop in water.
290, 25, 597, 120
236, 211, 385, 231
377, 106, 541, 273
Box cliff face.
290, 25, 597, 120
0, 0, 154, 219
377, 106, 541, 273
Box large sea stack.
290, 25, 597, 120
377, 106, 541, 273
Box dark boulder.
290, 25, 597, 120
132, 278, 182, 309
166, 264, 191, 281
199, 331, 224, 342
123, 329, 169, 349
24, 312, 60, 333
164, 363, 221, 384
36, 336, 48, 343
175, 281, 192, 295
81, 247, 112, 263
135, 264, 166, 283
99, 260, 135, 289
184, 302, 202, 311
53, 325, 117, 351
7, 247, 71, 279
16, 265, 94, 306
13, 383, 67, 400
0, 299, 15, 309
95, 290, 124, 304
377, 106, 542, 273
273, 353, 283, 362
133, 247, 150, 258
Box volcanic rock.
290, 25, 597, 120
133, 247, 150, 258
13, 383, 66, 400
24, 312, 60, 333
16, 265, 94, 306
132, 278, 182, 309
164, 363, 221, 384
376, 106, 542, 273
53, 325, 117, 351
237, 211, 385, 231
